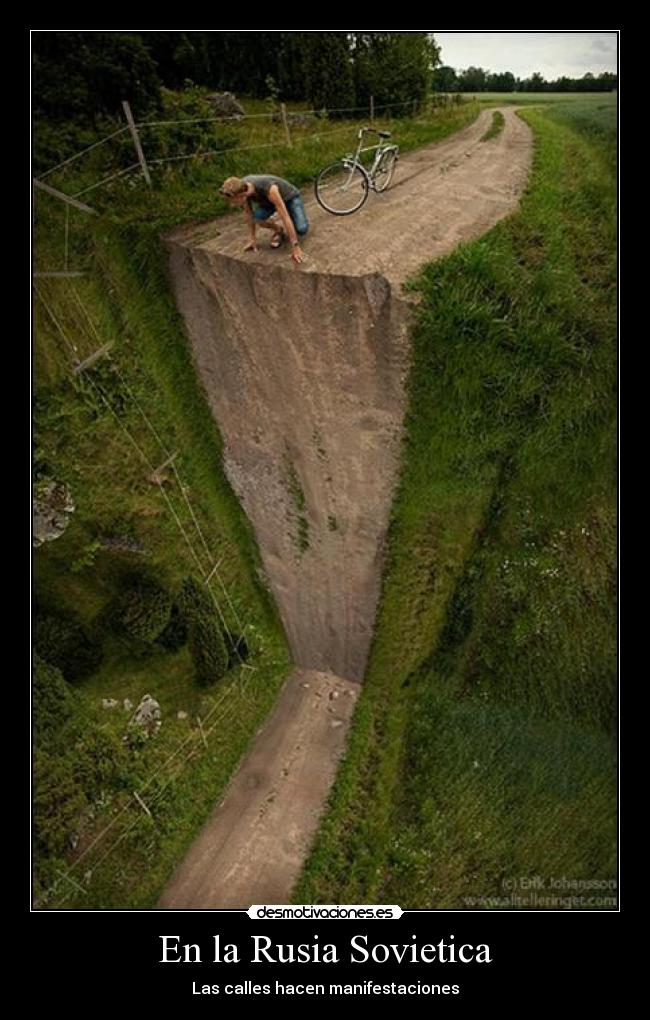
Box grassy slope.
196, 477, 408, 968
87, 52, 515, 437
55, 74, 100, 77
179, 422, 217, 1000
296, 95, 617, 908
33, 96, 482, 908
34, 213, 292, 909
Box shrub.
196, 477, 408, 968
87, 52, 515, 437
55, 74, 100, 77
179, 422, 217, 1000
34, 750, 87, 857
179, 576, 229, 684
33, 655, 77, 744
178, 576, 213, 621
156, 604, 188, 651
115, 577, 172, 644
72, 724, 130, 800
189, 614, 229, 686
33, 613, 103, 682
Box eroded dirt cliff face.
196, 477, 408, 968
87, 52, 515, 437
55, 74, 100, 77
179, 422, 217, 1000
159, 109, 534, 908
165, 109, 533, 685
166, 244, 410, 682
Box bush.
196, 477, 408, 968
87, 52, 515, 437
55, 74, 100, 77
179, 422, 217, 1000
189, 614, 229, 686
33, 655, 77, 744
34, 707, 131, 862
34, 750, 87, 857
72, 724, 130, 801
156, 604, 188, 651
115, 577, 172, 644
33, 613, 103, 682
179, 576, 229, 685
177, 576, 213, 621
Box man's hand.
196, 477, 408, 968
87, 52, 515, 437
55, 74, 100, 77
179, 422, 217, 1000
291, 245, 305, 265
244, 240, 259, 253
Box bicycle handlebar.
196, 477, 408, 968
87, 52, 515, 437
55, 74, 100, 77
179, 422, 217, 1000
358, 126, 392, 140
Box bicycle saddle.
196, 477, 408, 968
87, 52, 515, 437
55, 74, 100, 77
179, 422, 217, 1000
378, 131, 391, 138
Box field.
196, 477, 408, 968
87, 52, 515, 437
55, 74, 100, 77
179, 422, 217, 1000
295, 97, 617, 908
464, 90, 617, 105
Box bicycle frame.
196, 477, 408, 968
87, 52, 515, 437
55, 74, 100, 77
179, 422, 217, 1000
341, 127, 398, 192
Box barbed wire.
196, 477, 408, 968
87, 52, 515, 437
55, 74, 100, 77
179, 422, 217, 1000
52, 655, 261, 908
66, 283, 252, 668
34, 282, 272, 908
37, 92, 442, 198
72, 162, 141, 198
39, 126, 131, 180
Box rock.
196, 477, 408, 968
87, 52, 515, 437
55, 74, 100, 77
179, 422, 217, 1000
208, 92, 245, 119
272, 111, 315, 127
102, 698, 119, 709
123, 698, 133, 711
302, 683, 311, 689
330, 719, 344, 729
329, 691, 339, 700
177, 710, 188, 720
33, 479, 75, 547
129, 693, 162, 737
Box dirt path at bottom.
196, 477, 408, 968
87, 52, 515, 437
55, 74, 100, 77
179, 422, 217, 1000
158, 669, 358, 908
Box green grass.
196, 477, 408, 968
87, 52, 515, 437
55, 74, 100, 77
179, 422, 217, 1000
34, 91, 481, 236
33, 171, 293, 908
464, 91, 616, 107
481, 110, 505, 142
296, 100, 617, 908
33, 92, 483, 908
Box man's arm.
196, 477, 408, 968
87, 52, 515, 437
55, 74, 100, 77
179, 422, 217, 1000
243, 201, 258, 251
268, 184, 304, 263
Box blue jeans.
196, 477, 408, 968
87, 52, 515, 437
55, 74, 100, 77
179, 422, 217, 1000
253, 194, 309, 236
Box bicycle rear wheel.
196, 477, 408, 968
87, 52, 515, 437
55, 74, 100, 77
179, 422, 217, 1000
374, 149, 398, 193
315, 161, 369, 215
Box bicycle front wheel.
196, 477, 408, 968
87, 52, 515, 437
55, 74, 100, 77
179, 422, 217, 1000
315, 161, 369, 215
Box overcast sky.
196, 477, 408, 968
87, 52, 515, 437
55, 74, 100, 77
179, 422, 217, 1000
433, 32, 618, 79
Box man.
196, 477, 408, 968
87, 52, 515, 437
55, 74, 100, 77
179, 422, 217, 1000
220, 174, 309, 265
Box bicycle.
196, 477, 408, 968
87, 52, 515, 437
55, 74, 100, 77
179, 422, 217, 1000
314, 127, 399, 215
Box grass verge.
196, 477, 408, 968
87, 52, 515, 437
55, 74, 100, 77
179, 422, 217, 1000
295, 99, 617, 908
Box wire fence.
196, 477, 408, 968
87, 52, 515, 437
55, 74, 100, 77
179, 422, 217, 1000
35, 94, 461, 201
33, 279, 274, 908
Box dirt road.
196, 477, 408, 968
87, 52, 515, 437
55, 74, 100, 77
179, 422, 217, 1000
159, 669, 358, 908
160, 107, 532, 908
169, 106, 532, 289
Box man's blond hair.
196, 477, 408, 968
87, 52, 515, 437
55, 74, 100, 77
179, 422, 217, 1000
220, 176, 248, 197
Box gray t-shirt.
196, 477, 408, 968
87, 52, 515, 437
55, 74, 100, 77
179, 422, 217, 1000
242, 174, 299, 210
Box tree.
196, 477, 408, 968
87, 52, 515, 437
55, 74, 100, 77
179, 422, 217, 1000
432, 65, 458, 93
486, 71, 516, 93
303, 32, 355, 114
276, 33, 309, 101
520, 71, 547, 93
114, 576, 172, 645
457, 66, 488, 93
353, 32, 439, 108
189, 614, 229, 686
33, 32, 162, 125
178, 577, 229, 686
33, 655, 76, 745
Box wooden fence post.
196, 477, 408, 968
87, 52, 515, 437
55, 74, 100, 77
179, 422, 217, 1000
280, 103, 293, 147
33, 178, 97, 214
122, 100, 152, 187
